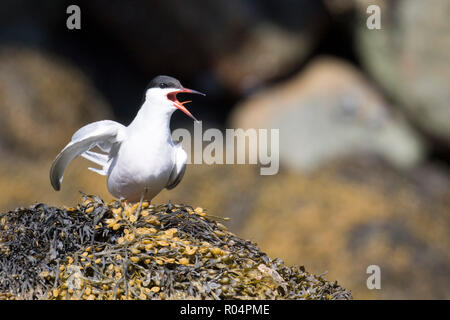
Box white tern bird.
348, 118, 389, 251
50, 75, 204, 203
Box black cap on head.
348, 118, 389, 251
146, 75, 183, 91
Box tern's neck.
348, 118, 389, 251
128, 100, 174, 139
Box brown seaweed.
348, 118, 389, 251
0, 194, 352, 300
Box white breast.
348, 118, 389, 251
106, 127, 176, 201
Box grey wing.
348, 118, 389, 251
50, 120, 126, 191
166, 144, 187, 190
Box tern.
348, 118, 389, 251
50, 75, 204, 203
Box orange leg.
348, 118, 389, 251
136, 188, 148, 219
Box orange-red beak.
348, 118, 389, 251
167, 88, 205, 121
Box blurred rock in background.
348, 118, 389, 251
0, 47, 111, 159
83, 0, 329, 94
0, 46, 112, 210
354, 0, 450, 148
231, 56, 426, 171
0, 0, 448, 300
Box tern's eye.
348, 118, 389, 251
159, 83, 168, 89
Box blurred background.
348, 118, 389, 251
0, 0, 449, 299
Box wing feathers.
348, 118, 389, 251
81, 150, 109, 167
166, 145, 187, 190
87, 166, 108, 176
50, 120, 125, 191
82, 150, 111, 176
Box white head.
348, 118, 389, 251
144, 75, 204, 121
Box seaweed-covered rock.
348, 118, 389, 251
0, 195, 351, 300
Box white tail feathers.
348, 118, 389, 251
82, 150, 111, 176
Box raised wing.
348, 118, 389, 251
50, 120, 126, 191
166, 144, 187, 190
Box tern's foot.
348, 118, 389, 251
166, 200, 173, 212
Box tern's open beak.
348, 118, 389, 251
167, 88, 205, 122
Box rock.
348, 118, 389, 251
0, 195, 351, 300
155, 159, 450, 299
0, 46, 112, 159
230, 56, 425, 171
82, 0, 328, 93
214, 22, 310, 93
213, 14, 327, 94
0, 46, 114, 211
0, 155, 110, 213
354, 0, 450, 145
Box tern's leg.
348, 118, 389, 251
119, 197, 128, 207
136, 188, 148, 220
